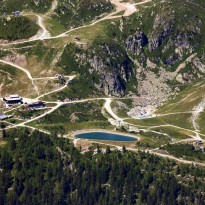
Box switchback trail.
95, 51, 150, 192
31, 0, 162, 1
0, 59, 39, 95
0, 0, 152, 45
103, 98, 122, 121
0, 59, 75, 97
36, 75, 76, 100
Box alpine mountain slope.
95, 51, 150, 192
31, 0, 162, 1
1, 0, 205, 204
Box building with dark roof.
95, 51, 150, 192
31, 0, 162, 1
28, 101, 45, 110
0, 113, 12, 120
3, 95, 23, 107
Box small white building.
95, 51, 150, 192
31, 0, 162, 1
3, 94, 23, 107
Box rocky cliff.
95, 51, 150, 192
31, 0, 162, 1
59, 41, 135, 97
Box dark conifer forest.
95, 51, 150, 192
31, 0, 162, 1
0, 129, 205, 205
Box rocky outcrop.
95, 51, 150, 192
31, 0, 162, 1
193, 57, 205, 74
86, 43, 134, 96
163, 55, 179, 65
72, 42, 135, 97
100, 73, 126, 96
148, 13, 175, 52
164, 20, 201, 58
126, 32, 148, 55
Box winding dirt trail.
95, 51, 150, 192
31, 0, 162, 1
0, 60, 32, 79
37, 15, 51, 40
0, 59, 75, 98
102, 97, 205, 142
110, 0, 137, 17
103, 98, 122, 121
0, 0, 57, 46
36, 75, 76, 100
46, 0, 58, 16
12, 97, 108, 127
2, 94, 205, 167
52, 0, 150, 38
191, 97, 205, 140
0, 0, 152, 45
0, 59, 39, 95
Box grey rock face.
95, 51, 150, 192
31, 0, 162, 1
100, 73, 126, 97
88, 56, 127, 96
148, 14, 175, 52
89, 57, 132, 96
76, 43, 134, 97
126, 32, 148, 55
193, 57, 205, 73
163, 55, 179, 66
146, 11, 202, 68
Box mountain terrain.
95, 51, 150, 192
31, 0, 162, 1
1, 0, 205, 204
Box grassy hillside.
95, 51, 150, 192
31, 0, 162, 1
0, 64, 34, 97
157, 80, 205, 113
4, 0, 205, 98
28, 101, 112, 133
51, 0, 113, 29
51, 0, 205, 97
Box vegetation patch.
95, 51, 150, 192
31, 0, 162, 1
28, 101, 112, 134
151, 127, 192, 140
0, 16, 39, 41
157, 81, 205, 113
0, 64, 34, 97
162, 143, 205, 163
198, 112, 205, 135
0, 0, 52, 14
126, 113, 193, 130
126, 118, 166, 127
137, 130, 171, 149
12, 109, 46, 120
52, 0, 113, 29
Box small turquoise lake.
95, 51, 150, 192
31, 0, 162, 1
75, 132, 137, 142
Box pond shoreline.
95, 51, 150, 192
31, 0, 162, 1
70, 129, 140, 141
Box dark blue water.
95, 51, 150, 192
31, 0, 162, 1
75, 132, 137, 141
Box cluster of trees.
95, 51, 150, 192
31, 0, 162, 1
0, 17, 39, 41
0, 128, 205, 204
0, 0, 51, 15
163, 143, 205, 162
